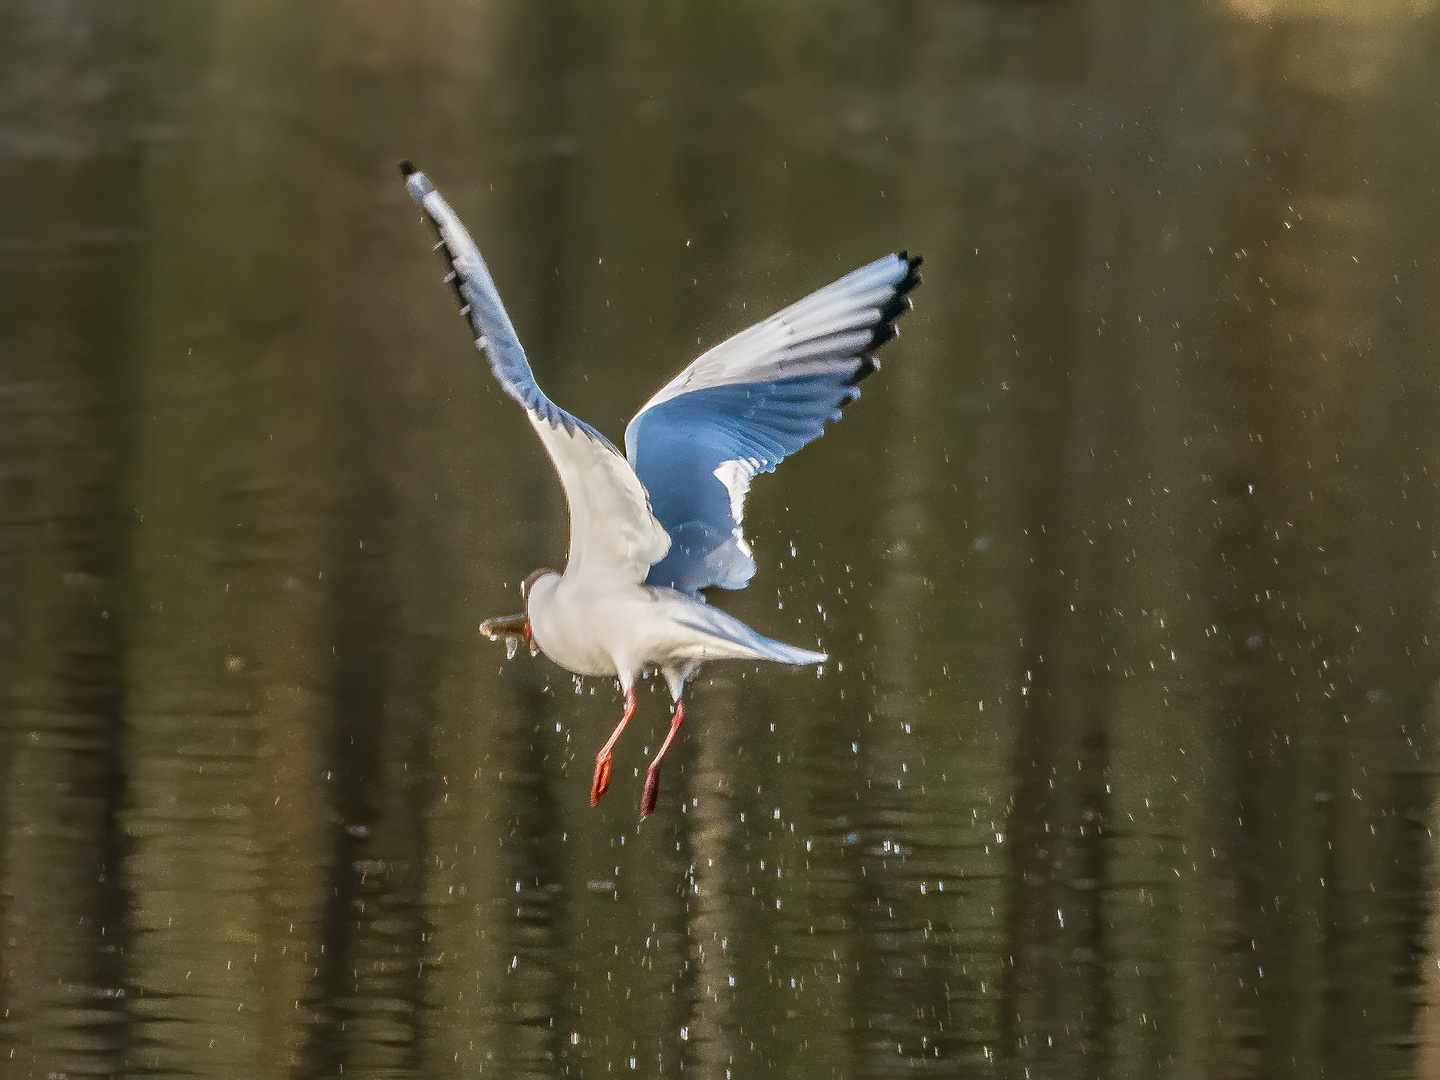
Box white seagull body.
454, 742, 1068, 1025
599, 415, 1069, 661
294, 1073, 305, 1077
401, 162, 921, 816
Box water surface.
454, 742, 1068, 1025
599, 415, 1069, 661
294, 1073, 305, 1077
4, 2, 1440, 1077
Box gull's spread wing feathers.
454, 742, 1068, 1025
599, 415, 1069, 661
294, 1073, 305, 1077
624, 253, 922, 597
402, 163, 669, 583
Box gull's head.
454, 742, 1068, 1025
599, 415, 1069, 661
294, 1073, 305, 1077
520, 568, 560, 654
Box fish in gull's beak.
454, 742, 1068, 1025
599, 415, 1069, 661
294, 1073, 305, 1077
478, 612, 528, 640
479, 567, 557, 656
479, 612, 534, 657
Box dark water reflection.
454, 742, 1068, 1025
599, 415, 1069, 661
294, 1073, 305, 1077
5, 1, 1440, 1077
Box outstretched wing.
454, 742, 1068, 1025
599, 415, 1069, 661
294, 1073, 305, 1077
624, 253, 921, 597
402, 163, 669, 584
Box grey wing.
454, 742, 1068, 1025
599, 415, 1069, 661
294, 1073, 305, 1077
402, 164, 669, 584
623, 252, 922, 597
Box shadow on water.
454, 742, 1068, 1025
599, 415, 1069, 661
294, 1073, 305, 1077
5, 1, 1440, 1078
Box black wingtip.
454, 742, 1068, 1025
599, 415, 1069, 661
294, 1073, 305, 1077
845, 252, 922, 385
898, 251, 924, 287
399, 161, 435, 207
894, 252, 924, 300
846, 356, 878, 386
867, 252, 923, 349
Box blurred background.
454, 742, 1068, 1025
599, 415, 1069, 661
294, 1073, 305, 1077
4, 1, 1440, 1077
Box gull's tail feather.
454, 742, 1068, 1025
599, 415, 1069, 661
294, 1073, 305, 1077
669, 599, 827, 666
751, 637, 828, 666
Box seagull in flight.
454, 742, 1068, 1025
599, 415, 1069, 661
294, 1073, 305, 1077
400, 162, 921, 818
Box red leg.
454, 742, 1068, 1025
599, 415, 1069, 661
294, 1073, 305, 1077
640, 700, 685, 818
591, 687, 636, 806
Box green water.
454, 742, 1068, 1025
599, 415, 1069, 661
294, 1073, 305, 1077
4, 2, 1440, 1077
